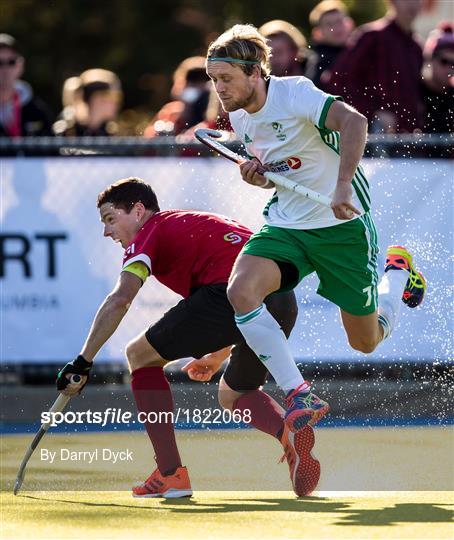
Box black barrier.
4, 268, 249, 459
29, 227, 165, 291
0, 133, 452, 158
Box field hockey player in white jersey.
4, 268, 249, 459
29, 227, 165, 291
206, 24, 427, 433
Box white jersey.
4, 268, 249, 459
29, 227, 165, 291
229, 76, 371, 229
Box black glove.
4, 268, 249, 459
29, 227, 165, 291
57, 355, 92, 392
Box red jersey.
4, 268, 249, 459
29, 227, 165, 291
122, 210, 252, 298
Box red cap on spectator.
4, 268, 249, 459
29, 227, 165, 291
423, 22, 454, 59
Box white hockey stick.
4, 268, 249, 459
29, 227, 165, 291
195, 128, 332, 208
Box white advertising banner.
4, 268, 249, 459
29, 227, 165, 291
0, 156, 452, 363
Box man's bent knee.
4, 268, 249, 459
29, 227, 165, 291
126, 334, 166, 372
218, 378, 243, 411
341, 311, 382, 355
227, 278, 263, 314
348, 337, 379, 354
227, 255, 281, 313
218, 390, 237, 411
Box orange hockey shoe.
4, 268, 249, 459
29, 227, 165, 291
279, 424, 320, 497
132, 466, 192, 498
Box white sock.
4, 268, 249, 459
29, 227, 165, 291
235, 304, 306, 393
377, 269, 408, 340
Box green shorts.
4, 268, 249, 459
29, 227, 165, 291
242, 213, 379, 316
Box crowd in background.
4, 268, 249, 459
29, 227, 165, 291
0, 0, 452, 139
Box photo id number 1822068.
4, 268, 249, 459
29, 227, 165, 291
178, 408, 251, 424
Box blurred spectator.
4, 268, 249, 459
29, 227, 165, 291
258, 20, 316, 79
144, 56, 210, 137
325, 0, 424, 133
0, 34, 53, 137
180, 85, 233, 141
173, 86, 233, 156
421, 22, 454, 133
54, 69, 122, 136
203, 86, 232, 131
56, 76, 84, 126
309, 0, 354, 89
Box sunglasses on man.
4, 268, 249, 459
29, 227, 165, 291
0, 57, 18, 67
435, 56, 454, 68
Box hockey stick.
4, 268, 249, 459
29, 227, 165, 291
194, 128, 332, 208
13, 374, 82, 495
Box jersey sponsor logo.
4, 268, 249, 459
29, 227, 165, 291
271, 122, 286, 141
269, 163, 289, 173
266, 156, 302, 173
223, 232, 242, 244
286, 156, 302, 170
267, 159, 290, 173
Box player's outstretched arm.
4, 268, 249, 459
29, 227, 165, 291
325, 100, 367, 220
182, 346, 232, 382
57, 271, 142, 396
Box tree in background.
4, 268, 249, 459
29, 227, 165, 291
2, 0, 386, 132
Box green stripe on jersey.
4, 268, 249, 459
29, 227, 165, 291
318, 95, 344, 129
263, 193, 278, 216
315, 125, 371, 213
352, 178, 369, 211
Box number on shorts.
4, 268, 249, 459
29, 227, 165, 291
362, 285, 372, 308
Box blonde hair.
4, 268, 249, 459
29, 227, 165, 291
171, 56, 207, 98
207, 24, 272, 77
259, 20, 307, 50
78, 68, 122, 107
259, 20, 308, 62
61, 76, 82, 108
309, 0, 348, 27
79, 68, 121, 90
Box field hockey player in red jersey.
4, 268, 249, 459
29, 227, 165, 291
56, 177, 323, 498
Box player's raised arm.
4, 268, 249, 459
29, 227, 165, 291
324, 100, 368, 220
57, 271, 142, 396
